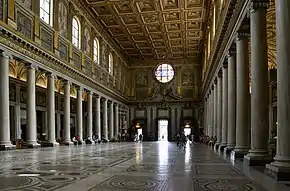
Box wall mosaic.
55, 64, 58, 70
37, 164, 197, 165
58, 1, 68, 37
40, 27, 53, 51
136, 71, 148, 88
16, 10, 32, 39
83, 27, 91, 55
16, 0, 32, 10
182, 69, 194, 86
72, 49, 81, 69
59, 39, 68, 61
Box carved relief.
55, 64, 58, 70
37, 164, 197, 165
149, 79, 181, 102
58, 1, 68, 37
83, 27, 91, 55
182, 69, 193, 86
136, 72, 148, 88
16, 0, 32, 10
17, 11, 32, 38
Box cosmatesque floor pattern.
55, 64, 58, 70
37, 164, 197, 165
0, 142, 289, 191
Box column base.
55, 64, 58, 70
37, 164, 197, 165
27, 142, 41, 148
218, 144, 227, 152
244, 154, 273, 166
265, 163, 290, 181
231, 148, 249, 159
41, 142, 59, 147
61, 141, 74, 146
214, 143, 220, 150
224, 146, 235, 155
0, 143, 16, 151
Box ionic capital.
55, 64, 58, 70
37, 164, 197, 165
0, 50, 12, 60
235, 31, 250, 42
249, 0, 270, 12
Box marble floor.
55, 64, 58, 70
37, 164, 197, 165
0, 142, 289, 191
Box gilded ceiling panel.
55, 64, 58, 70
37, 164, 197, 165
85, 0, 207, 61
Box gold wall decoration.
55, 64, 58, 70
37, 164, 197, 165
266, 0, 276, 69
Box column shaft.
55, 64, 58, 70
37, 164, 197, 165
103, 99, 108, 140
233, 34, 250, 157
213, 82, 218, 137
95, 96, 101, 140
109, 102, 114, 139
0, 51, 14, 149
216, 74, 222, 149
245, 2, 270, 165
63, 81, 72, 144
114, 104, 119, 135
47, 74, 57, 144
87, 91, 93, 140
226, 53, 237, 152
266, 0, 290, 180
56, 113, 61, 139
220, 65, 228, 150
15, 84, 21, 139
76, 88, 83, 140
26, 65, 39, 146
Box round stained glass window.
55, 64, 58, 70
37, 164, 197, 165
155, 64, 174, 83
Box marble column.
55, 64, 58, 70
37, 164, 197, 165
204, 99, 207, 136
114, 104, 119, 135
215, 72, 222, 150
56, 113, 61, 139
76, 87, 83, 140
210, 88, 214, 137
103, 98, 108, 141
213, 81, 218, 138
266, 0, 290, 180
0, 51, 15, 150
109, 101, 114, 139
244, 1, 271, 166
47, 73, 57, 145
176, 108, 181, 133
95, 96, 101, 140
147, 107, 151, 136
15, 83, 21, 139
171, 107, 175, 140
87, 91, 93, 142
26, 65, 40, 147
220, 64, 228, 151
225, 51, 237, 154
232, 32, 250, 158
152, 107, 157, 139
63, 81, 72, 145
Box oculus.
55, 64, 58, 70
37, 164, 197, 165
155, 64, 174, 83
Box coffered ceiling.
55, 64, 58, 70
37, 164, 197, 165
85, 0, 207, 61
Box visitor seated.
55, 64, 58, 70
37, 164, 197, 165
72, 135, 82, 145
85, 136, 92, 144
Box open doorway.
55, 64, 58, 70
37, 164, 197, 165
158, 119, 168, 141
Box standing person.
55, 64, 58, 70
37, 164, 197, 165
176, 132, 180, 146
139, 134, 143, 142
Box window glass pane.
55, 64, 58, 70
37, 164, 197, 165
155, 64, 174, 83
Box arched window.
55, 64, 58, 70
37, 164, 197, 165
40, 0, 53, 25
108, 53, 113, 75
93, 38, 99, 64
72, 17, 80, 48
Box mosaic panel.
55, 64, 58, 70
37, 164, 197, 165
72, 49, 82, 69
84, 58, 91, 76
40, 27, 53, 51
16, 10, 32, 39
59, 40, 68, 61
